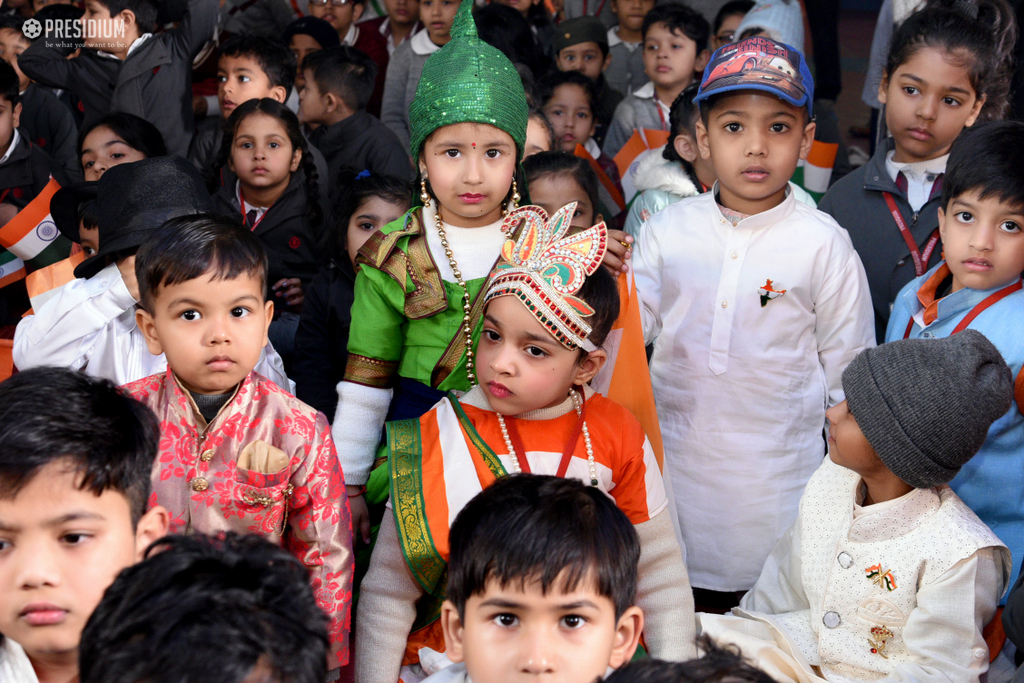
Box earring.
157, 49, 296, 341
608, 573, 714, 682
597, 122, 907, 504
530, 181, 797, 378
420, 178, 431, 207
511, 178, 521, 208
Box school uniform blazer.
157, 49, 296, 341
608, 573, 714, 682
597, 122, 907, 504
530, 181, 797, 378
19, 0, 219, 158
0, 133, 68, 209
19, 83, 79, 180
309, 110, 413, 191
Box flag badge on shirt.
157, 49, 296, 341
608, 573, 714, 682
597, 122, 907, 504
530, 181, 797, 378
758, 279, 787, 307
865, 564, 897, 591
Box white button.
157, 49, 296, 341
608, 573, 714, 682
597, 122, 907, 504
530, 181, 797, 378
731, 251, 738, 260
837, 552, 853, 569
721, 300, 728, 308
898, 259, 906, 266
823, 611, 841, 629
974, 648, 987, 660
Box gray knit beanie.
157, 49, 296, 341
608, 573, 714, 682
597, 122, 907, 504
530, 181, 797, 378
842, 330, 1013, 488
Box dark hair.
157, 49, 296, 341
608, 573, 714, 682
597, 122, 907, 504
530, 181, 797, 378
325, 169, 412, 261
31, 2, 84, 25
81, 199, 99, 231
77, 112, 167, 162
474, 3, 550, 81
942, 120, 1024, 211
712, 0, 754, 35
214, 98, 322, 229
92, 0, 159, 34
302, 45, 377, 111
527, 107, 555, 150
885, 0, 1017, 122
136, 213, 269, 311
0, 367, 158, 525
604, 637, 776, 683
664, 82, 700, 161
79, 533, 329, 683
575, 264, 619, 352
0, 60, 19, 107
642, 3, 710, 53
219, 34, 298, 93
446, 474, 640, 619
536, 69, 597, 115
523, 151, 600, 222
0, 14, 27, 37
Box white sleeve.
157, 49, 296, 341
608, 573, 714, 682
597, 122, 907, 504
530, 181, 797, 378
332, 380, 393, 485
13, 263, 134, 372
254, 342, 295, 394
631, 212, 664, 345
740, 517, 810, 616
634, 510, 697, 661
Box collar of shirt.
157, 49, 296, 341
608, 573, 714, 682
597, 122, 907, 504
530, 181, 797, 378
0, 129, 21, 165
607, 26, 638, 50
633, 80, 655, 99
97, 32, 153, 60
411, 27, 442, 54
342, 23, 359, 46
710, 180, 794, 229
911, 260, 1013, 330
236, 180, 268, 223
885, 149, 947, 213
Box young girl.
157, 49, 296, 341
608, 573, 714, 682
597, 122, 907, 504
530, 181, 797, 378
77, 112, 167, 182
379, 0, 459, 149
523, 150, 602, 231
818, 0, 1016, 342
356, 204, 695, 683
524, 107, 554, 158
293, 170, 412, 422
209, 98, 325, 361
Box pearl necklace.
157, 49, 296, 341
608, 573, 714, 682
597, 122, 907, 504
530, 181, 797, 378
432, 207, 476, 386
497, 390, 599, 486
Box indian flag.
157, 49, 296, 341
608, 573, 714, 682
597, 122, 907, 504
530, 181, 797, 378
0, 249, 25, 290
574, 143, 625, 218
793, 140, 839, 203
25, 250, 86, 312
0, 177, 71, 272
613, 129, 671, 205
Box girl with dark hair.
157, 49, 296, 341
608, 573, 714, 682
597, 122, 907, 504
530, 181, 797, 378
77, 112, 167, 182
523, 150, 603, 231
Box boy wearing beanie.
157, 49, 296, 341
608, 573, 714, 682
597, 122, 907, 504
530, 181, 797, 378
699, 330, 1013, 683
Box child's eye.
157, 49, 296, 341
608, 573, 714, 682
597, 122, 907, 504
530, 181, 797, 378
1000, 220, 1021, 234
61, 532, 89, 545
111, 152, 125, 159
724, 122, 742, 132
83, 160, 94, 168
560, 614, 586, 629
217, 75, 227, 83
526, 345, 547, 358
231, 306, 250, 317
83, 245, 96, 256
444, 148, 460, 158
577, 111, 590, 120
943, 96, 961, 107
485, 149, 501, 159
239, 75, 250, 83
902, 86, 918, 96
494, 613, 518, 627
240, 141, 253, 149
955, 211, 975, 223
358, 221, 376, 232
269, 141, 280, 148
181, 310, 201, 321
770, 123, 789, 133
483, 329, 501, 342
551, 107, 564, 117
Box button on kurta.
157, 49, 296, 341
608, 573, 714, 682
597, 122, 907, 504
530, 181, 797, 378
200, 449, 214, 462
191, 477, 209, 492
823, 611, 841, 629
837, 551, 853, 568
721, 300, 728, 308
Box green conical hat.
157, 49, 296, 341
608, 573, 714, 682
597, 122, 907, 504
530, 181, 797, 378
408, 0, 529, 161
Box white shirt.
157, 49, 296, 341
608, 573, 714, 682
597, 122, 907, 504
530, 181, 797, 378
632, 81, 670, 120
607, 26, 639, 50
97, 32, 153, 60
342, 23, 359, 47
0, 129, 20, 165
13, 262, 294, 391
884, 151, 947, 213
0, 638, 37, 683
632, 189, 875, 590
410, 27, 442, 55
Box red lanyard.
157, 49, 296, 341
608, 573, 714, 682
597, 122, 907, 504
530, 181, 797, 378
239, 186, 269, 232
501, 390, 588, 478
581, 0, 607, 20
903, 279, 1023, 339
653, 93, 668, 131
883, 192, 939, 278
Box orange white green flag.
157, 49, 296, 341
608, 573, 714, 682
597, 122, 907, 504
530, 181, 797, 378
0, 178, 72, 287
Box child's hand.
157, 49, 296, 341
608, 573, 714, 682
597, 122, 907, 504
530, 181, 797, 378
192, 95, 208, 117
347, 486, 371, 546
116, 254, 140, 301
272, 278, 304, 309
603, 229, 633, 276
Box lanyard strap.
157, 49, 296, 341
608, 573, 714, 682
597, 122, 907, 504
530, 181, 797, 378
502, 390, 587, 478
653, 93, 668, 131
883, 191, 939, 277
903, 279, 1023, 339
239, 186, 269, 232
581, 0, 607, 19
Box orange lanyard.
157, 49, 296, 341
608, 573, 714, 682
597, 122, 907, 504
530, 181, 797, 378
883, 191, 939, 278
239, 186, 269, 232
903, 279, 1023, 339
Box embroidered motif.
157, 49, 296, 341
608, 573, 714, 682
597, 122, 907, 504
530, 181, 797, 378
868, 625, 894, 658
866, 564, 897, 591
343, 354, 399, 388
758, 278, 787, 307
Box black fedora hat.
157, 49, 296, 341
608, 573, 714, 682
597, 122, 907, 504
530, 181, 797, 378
75, 157, 214, 279
51, 181, 99, 245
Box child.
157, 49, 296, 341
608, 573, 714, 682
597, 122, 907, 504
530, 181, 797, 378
605, 0, 654, 96
0, 367, 169, 683
306, 0, 388, 115
294, 170, 412, 421
431, 475, 646, 683
125, 214, 353, 672
818, 0, 1015, 342
13, 157, 291, 388
553, 16, 623, 146
700, 331, 1013, 683
80, 533, 329, 683
78, 112, 166, 182
220, 0, 296, 41
379, 0, 459, 149
0, 15, 78, 179
52, 180, 99, 257
299, 46, 413, 189
524, 107, 554, 158
605, 638, 775, 683
361, 0, 423, 57
283, 15, 341, 92
523, 150, 601, 230
356, 205, 694, 682
710, 0, 754, 51
603, 3, 710, 158
631, 36, 875, 605
494, 0, 555, 57
734, 0, 803, 49
210, 98, 325, 361
886, 120, 1024, 596
18, 0, 218, 158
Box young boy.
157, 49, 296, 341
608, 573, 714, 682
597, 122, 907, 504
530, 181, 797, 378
538, 70, 618, 187
299, 45, 412, 189
553, 16, 623, 146
0, 15, 78, 179
124, 214, 352, 672
710, 0, 754, 51
605, 0, 654, 96
13, 157, 291, 389
631, 37, 874, 606
700, 331, 1013, 682
356, 204, 694, 682
306, 0, 389, 115
427, 474, 645, 683
602, 3, 710, 158
0, 366, 169, 683
361, 0, 423, 57
283, 15, 341, 92
886, 121, 1024, 595
18, 0, 217, 158
79, 533, 329, 683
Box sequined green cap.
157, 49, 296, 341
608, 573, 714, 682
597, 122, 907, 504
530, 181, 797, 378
408, 0, 529, 161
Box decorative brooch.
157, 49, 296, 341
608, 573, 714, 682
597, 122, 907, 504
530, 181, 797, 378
866, 564, 897, 592
868, 625, 894, 659
758, 278, 787, 307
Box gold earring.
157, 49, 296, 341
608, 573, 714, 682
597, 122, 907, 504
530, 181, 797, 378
511, 178, 521, 207
420, 178, 431, 207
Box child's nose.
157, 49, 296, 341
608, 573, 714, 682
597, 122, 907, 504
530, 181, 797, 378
13, 542, 61, 589
916, 95, 938, 120
518, 628, 557, 675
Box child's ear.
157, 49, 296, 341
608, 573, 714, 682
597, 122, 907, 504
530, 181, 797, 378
440, 600, 467, 663
11, 102, 21, 130
325, 92, 340, 114
289, 146, 302, 173
937, 205, 947, 242
964, 93, 987, 129
133, 504, 170, 561
694, 48, 710, 73
136, 308, 165, 356
573, 348, 607, 386
602, 53, 612, 72
352, 2, 364, 22
608, 605, 644, 669
270, 85, 288, 103
798, 120, 816, 161
262, 299, 274, 347
877, 73, 889, 105
673, 132, 697, 162
118, 8, 137, 32
694, 119, 712, 160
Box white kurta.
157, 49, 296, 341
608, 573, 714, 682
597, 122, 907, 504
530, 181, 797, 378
0, 637, 37, 683
632, 189, 875, 590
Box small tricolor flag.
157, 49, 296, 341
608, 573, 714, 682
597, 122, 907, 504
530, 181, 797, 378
0, 178, 72, 290
792, 140, 838, 203
574, 143, 625, 219
0, 249, 24, 290
865, 564, 897, 592
25, 250, 86, 313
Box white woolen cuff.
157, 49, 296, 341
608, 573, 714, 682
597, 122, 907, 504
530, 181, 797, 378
332, 381, 393, 485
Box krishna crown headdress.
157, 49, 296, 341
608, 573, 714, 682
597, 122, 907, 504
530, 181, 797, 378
484, 203, 608, 351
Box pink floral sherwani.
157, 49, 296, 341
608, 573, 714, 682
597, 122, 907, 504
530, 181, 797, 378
124, 369, 353, 668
